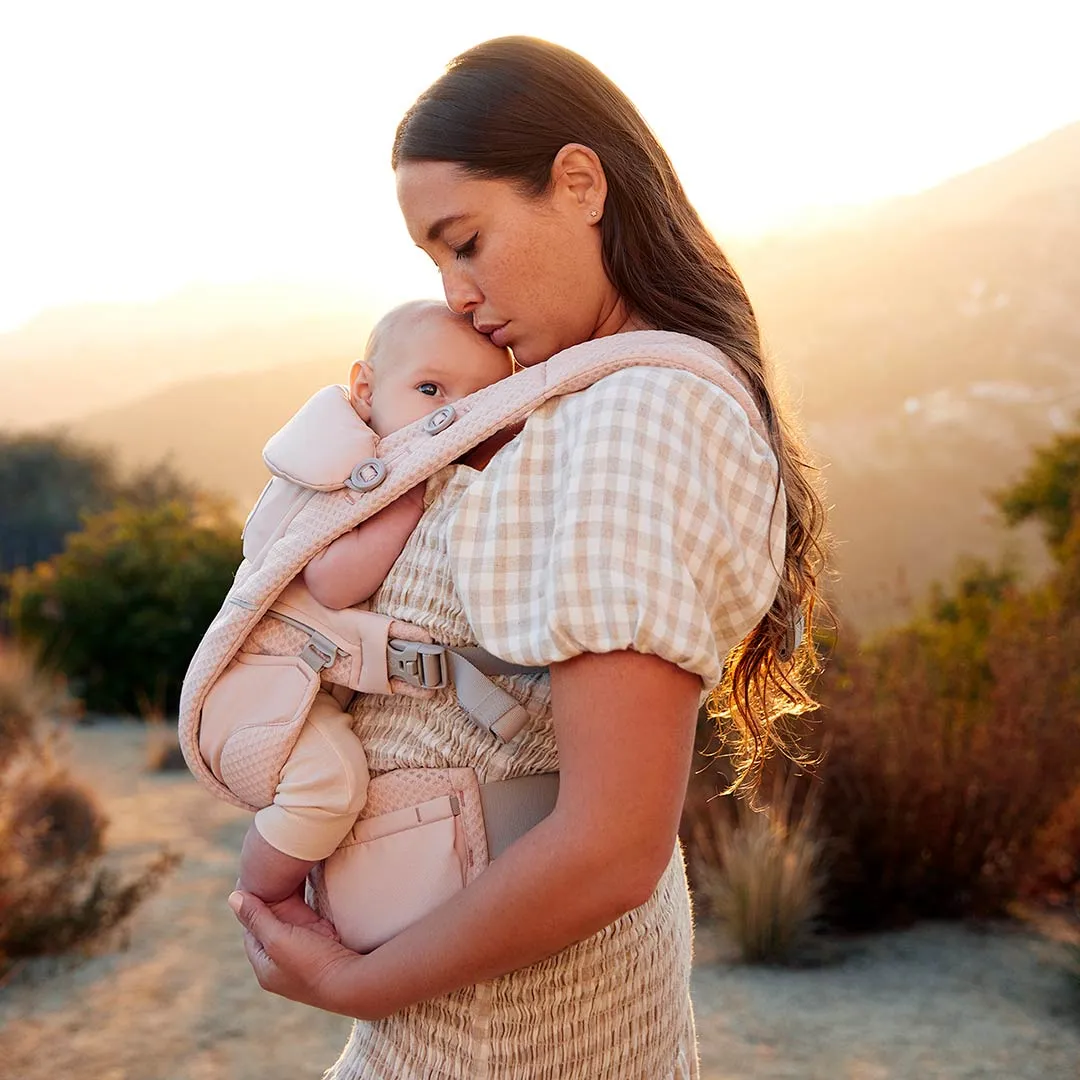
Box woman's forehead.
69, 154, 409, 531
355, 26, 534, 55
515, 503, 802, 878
396, 162, 501, 240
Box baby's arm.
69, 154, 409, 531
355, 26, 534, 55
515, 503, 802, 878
303, 483, 426, 610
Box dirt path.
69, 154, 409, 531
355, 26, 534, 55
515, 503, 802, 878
1, 722, 1078, 1079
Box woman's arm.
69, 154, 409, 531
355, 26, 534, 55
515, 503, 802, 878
229, 648, 701, 1018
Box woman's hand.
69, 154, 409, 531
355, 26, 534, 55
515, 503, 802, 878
262, 887, 339, 941
228, 889, 382, 1018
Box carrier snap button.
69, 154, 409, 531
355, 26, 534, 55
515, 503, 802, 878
422, 404, 456, 434
347, 457, 386, 491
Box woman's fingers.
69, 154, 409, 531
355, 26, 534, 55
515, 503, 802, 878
229, 888, 364, 1012
229, 890, 291, 987
229, 889, 278, 945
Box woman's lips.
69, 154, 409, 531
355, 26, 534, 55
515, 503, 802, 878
477, 321, 510, 348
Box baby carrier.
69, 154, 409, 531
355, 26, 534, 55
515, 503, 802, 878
179, 332, 769, 951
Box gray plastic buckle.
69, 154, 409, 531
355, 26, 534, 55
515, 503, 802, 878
299, 634, 338, 672
387, 639, 450, 689
347, 458, 386, 491
422, 405, 456, 434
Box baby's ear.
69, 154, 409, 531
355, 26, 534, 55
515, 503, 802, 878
348, 360, 374, 423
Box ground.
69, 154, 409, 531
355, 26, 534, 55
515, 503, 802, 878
1, 722, 1077, 1079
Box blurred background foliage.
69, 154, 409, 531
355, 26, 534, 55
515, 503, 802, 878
1, 434, 239, 714
0, 647, 178, 976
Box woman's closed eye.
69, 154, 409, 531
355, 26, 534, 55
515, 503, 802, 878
452, 232, 478, 260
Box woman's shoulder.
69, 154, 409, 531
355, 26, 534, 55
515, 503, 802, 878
535, 331, 769, 452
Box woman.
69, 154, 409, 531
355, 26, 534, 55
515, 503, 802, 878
228, 36, 825, 1079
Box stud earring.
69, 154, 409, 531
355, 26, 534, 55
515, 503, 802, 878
589, 209, 599, 218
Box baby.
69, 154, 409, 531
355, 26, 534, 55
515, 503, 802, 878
234, 300, 512, 924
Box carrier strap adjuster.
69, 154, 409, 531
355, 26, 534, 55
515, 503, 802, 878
387, 639, 450, 690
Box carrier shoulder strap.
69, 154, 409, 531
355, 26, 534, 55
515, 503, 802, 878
179, 330, 769, 801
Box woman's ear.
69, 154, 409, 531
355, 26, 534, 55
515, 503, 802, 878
550, 143, 607, 223
349, 359, 374, 423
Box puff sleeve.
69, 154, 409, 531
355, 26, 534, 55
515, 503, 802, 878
446, 365, 786, 690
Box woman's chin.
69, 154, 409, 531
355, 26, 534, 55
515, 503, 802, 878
509, 340, 556, 368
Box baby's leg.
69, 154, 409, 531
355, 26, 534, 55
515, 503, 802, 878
240, 691, 370, 918
237, 818, 318, 903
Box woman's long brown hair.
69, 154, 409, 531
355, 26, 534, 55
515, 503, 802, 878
394, 36, 828, 790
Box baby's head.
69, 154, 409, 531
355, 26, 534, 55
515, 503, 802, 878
350, 300, 512, 437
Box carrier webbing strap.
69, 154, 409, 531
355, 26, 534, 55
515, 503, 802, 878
450, 647, 547, 678
446, 652, 531, 742
384, 640, 541, 743
478, 773, 560, 859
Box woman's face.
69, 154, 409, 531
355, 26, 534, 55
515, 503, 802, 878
395, 159, 624, 366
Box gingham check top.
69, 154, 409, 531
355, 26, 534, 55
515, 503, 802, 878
447, 353, 786, 690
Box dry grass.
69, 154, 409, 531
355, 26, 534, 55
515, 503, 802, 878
140, 704, 189, 773
688, 777, 827, 964
0, 646, 180, 976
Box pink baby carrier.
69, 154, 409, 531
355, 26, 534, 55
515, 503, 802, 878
178, 331, 769, 951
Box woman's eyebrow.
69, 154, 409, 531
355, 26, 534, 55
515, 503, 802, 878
426, 214, 468, 243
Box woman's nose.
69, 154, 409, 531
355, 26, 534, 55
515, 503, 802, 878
442, 265, 482, 315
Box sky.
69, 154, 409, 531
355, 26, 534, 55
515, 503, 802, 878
2, 0, 1079, 333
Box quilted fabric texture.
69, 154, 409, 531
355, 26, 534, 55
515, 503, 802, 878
352, 767, 489, 883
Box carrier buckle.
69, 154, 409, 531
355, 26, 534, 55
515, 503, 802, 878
422, 404, 456, 434
387, 640, 450, 689
299, 634, 337, 672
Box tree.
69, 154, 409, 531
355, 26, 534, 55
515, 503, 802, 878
8, 501, 240, 715
997, 424, 1080, 611
997, 428, 1080, 560
0, 432, 204, 575
0, 434, 116, 574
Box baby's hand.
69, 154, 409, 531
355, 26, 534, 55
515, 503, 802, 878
266, 889, 340, 942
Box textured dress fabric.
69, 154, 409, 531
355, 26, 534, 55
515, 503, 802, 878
324, 358, 784, 1080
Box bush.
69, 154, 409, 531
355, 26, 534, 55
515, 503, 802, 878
8, 500, 239, 714
0, 649, 179, 975
0, 432, 203, 576
810, 589, 1080, 929
1020, 782, 1080, 908
686, 774, 826, 964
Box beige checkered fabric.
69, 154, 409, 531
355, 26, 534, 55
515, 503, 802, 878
448, 364, 785, 690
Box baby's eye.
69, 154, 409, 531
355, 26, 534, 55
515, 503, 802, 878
417, 382, 440, 396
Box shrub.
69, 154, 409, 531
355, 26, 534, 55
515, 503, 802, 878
8, 500, 239, 714
0, 648, 179, 975
0, 432, 203, 576
1020, 782, 1080, 908
810, 591, 1080, 929
687, 775, 826, 964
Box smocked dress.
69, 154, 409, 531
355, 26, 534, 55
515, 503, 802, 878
324, 335, 785, 1080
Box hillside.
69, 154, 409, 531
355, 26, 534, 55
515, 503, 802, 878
733, 122, 1080, 624
17, 123, 1080, 629
0, 282, 375, 429
71, 357, 347, 507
